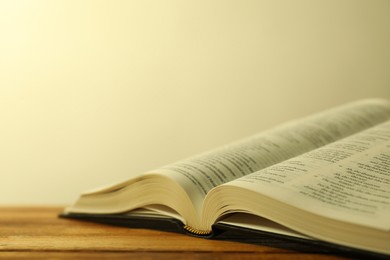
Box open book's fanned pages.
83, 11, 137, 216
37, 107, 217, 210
63, 99, 390, 257
201, 119, 390, 255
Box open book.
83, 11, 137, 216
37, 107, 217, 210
62, 99, 390, 256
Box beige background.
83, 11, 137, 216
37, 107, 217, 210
0, 0, 389, 205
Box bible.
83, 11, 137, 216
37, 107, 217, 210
62, 99, 390, 256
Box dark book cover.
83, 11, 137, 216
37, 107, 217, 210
60, 212, 389, 259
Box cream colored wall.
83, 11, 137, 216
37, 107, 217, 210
1, 0, 389, 204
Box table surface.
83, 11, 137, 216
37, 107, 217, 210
0, 207, 354, 259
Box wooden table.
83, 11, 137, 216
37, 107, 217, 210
0, 207, 354, 259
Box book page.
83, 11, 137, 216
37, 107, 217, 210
232, 120, 390, 229
218, 213, 309, 239
151, 99, 390, 212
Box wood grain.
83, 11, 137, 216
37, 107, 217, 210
0, 207, 349, 259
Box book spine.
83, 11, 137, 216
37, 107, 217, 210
183, 225, 212, 236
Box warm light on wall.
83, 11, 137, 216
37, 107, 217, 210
0, 0, 389, 204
